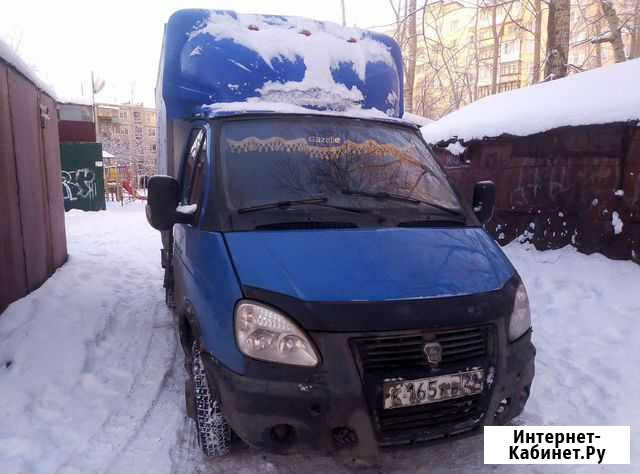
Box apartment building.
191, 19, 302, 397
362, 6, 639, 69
95, 103, 158, 176
400, 0, 636, 119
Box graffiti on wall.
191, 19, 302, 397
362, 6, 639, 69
62, 168, 97, 202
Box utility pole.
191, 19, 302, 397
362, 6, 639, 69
341, 0, 346, 26
91, 71, 98, 139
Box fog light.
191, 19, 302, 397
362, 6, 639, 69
332, 426, 358, 448
270, 424, 294, 443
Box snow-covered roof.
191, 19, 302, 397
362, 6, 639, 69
0, 38, 57, 100
422, 58, 640, 145
58, 95, 93, 106
403, 112, 433, 126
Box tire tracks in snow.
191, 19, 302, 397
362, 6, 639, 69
56, 292, 178, 474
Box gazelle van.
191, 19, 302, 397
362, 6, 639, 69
146, 9, 535, 459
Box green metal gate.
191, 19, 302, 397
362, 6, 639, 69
60, 142, 106, 212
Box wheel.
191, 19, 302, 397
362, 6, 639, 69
191, 340, 232, 457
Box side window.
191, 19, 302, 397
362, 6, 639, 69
180, 129, 206, 205
189, 134, 207, 204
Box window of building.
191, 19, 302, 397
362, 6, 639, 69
479, 46, 493, 59
479, 64, 493, 81
148, 128, 156, 137
119, 111, 128, 121
120, 126, 129, 136
498, 80, 520, 92
133, 111, 142, 122
479, 27, 493, 40
151, 144, 157, 152
501, 61, 520, 76
135, 126, 143, 137
502, 40, 517, 55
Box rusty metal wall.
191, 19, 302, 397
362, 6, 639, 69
435, 123, 640, 262
0, 60, 67, 314
41, 93, 68, 269
0, 62, 28, 313
59, 120, 97, 143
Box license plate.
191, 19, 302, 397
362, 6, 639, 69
383, 369, 484, 409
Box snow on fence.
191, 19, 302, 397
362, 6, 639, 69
0, 41, 67, 314
423, 60, 640, 261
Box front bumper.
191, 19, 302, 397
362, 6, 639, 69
203, 325, 535, 459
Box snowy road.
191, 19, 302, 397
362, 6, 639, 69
0, 202, 638, 473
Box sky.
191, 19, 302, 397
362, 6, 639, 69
0, 0, 399, 106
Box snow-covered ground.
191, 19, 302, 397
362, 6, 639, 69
1, 202, 638, 473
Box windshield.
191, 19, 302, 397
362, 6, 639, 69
219, 117, 464, 228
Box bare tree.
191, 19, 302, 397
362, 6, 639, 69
594, 0, 628, 62
545, 0, 571, 79
414, 1, 479, 117
631, 0, 640, 58
486, 0, 515, 94
405, 0, 418, 112
531, 0, 544, 82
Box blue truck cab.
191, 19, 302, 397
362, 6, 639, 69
146, 9, 535, 459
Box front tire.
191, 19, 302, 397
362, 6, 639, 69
191, 340, 231, 457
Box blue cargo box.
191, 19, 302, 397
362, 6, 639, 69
156, 9, 404, 175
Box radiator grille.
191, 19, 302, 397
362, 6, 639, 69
352, 325, 494, 444
354, 326, 490, 372
376, 395, 482, 441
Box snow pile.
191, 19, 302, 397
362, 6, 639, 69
0, 203, 182, 474
202, 100, 401, 122
611, 211, 624, 234
503, 244, 640, 438
445, 142, 467, 155
403, 112, 433, 126
177, 203, 198, 214
0, 38, 57, 100
191, 11, 393, 111
421, 59, 640, 144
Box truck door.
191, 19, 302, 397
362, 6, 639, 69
173, 126, 208, 308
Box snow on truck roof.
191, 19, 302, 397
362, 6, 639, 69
421, 58, 640, 146
159, 10, 404, 121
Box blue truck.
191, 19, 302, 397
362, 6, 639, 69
147, 9, 535, 459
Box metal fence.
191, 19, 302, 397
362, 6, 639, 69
434, 122, 640, 262
0, 60, 67, 314
60, 142, 106, 212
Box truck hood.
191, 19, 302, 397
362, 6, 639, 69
224, 227, 514, 303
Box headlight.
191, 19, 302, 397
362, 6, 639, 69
509, 282, 532, 341
234, 301, 319, 367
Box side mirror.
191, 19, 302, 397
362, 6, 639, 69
472, 181, 496, 225
146, 175, 194, 230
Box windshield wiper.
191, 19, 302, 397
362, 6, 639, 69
238, 197, 369, 215
341, 189, 464, 218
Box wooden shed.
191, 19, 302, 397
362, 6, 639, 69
0, 41, 68, 314
423, 59, 640, 262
